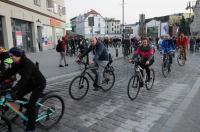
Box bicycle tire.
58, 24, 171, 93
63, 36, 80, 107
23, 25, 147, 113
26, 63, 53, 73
145, 69, 155, 90
162, 60, 169, 78
101, 70, 115, 92
177, 54, 185, 66
127, 75, 140, 100
69, 75, 89, 100
37, 94, 65, 129
0, 115, 12, 132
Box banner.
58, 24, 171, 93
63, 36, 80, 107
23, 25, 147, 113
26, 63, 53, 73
16, 31, 23, 46
161, 23, 169, 36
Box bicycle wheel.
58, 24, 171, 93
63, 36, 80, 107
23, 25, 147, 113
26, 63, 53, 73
162, 60, 169, 78
37, 94, 65, 129
127, 75, 140, 100
69, 75, 89, 100
0, 115, 12, 132
145, 69, 155, 90
101, 70, 115, 92
177, 54, 185, 66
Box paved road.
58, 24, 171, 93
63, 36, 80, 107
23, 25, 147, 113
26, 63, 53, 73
10, 50, 200, 132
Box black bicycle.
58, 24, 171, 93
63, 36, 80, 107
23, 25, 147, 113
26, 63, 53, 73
162, 52, 173, 78
69, 60, 115, 100
127, 61, 155, 100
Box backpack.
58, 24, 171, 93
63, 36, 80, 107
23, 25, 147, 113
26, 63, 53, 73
56, 41, 62, 52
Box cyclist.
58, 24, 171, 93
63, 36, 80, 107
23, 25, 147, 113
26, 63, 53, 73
78, 36, 109, 91
161, 34, 175, 71
0, 47, 46, 132
130, 37, 154, 84
0, 47, 13, 73
177, 33, 188, 60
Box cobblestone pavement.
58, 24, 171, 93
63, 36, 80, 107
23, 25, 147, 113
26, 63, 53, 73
11, 51, 200, 132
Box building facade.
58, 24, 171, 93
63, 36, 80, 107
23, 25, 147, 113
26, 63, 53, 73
105, 18, 120, 35
0, 0, 66, 52
190, 0, 200, 36
71, 9, 106, 38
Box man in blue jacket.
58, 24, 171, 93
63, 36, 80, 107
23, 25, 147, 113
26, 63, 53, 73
79, 37, 109, 91
161, 34, 175, 66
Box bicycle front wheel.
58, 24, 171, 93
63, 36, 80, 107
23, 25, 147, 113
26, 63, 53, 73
162, 60, 169, 78
177, 54, 185, 66
145, 68, 155, 90
69, 76, 89, 100
37, 94, 65, 129
127, 75, 140, 100
101, 70, 115, 92
0, 115, 12, 132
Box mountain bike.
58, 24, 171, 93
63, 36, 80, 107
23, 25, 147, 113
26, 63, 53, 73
0, 84, 65, 132
69, 60, 115, 100
127, 61, 155, 100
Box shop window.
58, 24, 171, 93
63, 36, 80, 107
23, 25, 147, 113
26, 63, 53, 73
34, 0, 41, 6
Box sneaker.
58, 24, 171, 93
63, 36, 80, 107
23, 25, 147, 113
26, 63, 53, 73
93, 83, 101, 91
59, 65, 64, 67
65, 64, 69, 66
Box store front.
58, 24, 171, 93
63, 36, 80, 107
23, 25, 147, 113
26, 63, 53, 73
41, 25, 53, 50
0, 17, 4, 47
11, 19, 33, 52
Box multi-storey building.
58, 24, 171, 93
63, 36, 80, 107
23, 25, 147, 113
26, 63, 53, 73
71, 9, 106, 38
105, 18, 120, 35
0, 0, 66, 52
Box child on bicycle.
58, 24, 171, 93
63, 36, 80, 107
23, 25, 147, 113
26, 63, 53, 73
0, 47, 46, 132
130, 38, 154, 83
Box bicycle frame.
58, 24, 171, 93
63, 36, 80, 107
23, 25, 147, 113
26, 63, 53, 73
134, 64, 145, 83
0, 96, 55, 122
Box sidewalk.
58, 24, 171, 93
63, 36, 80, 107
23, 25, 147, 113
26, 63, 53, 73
26, 47, 123, 81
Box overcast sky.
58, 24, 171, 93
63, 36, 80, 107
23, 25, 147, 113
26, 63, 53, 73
65, 0, 191, 24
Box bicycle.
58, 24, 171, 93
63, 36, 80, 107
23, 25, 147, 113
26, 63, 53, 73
177, 46, 186, 66
69, 60, 115, 100
127, 61, 155, 100
0, 83, 65, 132
162, 52, 173, 78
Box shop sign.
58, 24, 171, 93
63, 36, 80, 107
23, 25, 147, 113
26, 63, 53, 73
16, 31, 23, 46
50, 18, 61, 27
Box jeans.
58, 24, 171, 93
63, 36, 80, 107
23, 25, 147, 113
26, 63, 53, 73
59, 52, 67, 65
92, 61, 108, 86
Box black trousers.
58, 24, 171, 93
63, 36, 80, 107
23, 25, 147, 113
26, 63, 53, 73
15, 84, 45, 130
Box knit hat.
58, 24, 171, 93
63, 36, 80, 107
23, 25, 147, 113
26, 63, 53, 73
9, 47, 24, 57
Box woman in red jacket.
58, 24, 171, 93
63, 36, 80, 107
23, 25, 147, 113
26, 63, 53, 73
130, 38, 154, 82
59, 36, 68, 67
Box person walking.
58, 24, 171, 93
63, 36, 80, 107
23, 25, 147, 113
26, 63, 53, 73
59, 36, 68, 67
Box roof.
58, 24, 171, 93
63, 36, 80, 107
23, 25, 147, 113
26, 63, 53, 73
84, 9, 101, 18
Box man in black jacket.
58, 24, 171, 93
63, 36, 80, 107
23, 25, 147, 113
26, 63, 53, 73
80, 37, 109, 91
0, 47, 46, 132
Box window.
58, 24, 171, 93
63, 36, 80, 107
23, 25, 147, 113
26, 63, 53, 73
54, 3, 58, 14
112, 23, 113, 26
34, 0, 41, 6
107, 25, 108, 28
58, 5, 62, 16
112, 28, 113, 31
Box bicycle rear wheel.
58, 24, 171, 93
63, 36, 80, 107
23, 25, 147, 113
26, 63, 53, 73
127, 75, 140, 100
145, 69, 155, 90
101, 70, 115, 92
177, 54, 185, 66
162, 60, 170, 78
37, 94, 65, 129
0, 115, 12, 132
69, 76, 89, 100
